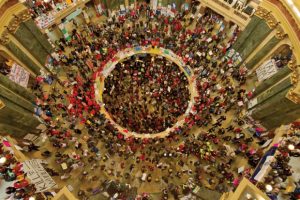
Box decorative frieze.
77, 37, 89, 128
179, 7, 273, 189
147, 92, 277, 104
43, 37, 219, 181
255, 6, 278, 29
0, 99, 5, 109
0, 30, 10, 45
275, 26, 287, 39
7, 10, 31, 34
286, 56, 300, 104
287, 89, 300, 104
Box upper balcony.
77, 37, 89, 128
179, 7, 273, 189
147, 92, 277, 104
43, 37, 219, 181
199, 0, 261, 29
20, 0, 91, 32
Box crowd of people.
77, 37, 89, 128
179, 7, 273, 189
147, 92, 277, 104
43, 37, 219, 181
0, 139, 36, 200
103, 54, 190, 134
25, 2, 298, 200
256, 124, 300, 200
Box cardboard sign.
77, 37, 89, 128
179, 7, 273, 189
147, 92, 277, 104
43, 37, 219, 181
23, 159, 57, 193
8, 63, 30, 88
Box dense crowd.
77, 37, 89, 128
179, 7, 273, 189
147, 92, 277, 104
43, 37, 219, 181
0, 140, 36, 200
103, 54, 190, 134
27, 2, 299, 200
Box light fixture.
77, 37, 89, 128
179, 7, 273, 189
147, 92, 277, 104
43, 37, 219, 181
288, 144, 295, 151
265, 184, 273, 192
29, 197, 35, 200
0, 157, 7, 164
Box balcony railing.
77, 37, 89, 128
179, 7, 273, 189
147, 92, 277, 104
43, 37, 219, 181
201, 0, 256, 28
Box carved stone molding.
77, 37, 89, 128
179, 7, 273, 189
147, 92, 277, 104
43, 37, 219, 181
288, 57, 297, 70
0, 99, 5, 109
287, 88, 300, 104
265, 13, 278, 29
7, 10, 31, 34
255, 6, 279, 29
275, 25, 287, 39
255, 6, 270, 18
0, 30, 10, 45
287, 58, 300, 104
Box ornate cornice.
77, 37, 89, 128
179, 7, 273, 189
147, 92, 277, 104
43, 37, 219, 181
287, 88, 300, 104
255, 6, 279, 29
275, 25, 287, 40
0, 99, 5, 109
7, 10, 31, 34
0, 30, 10, 45
267, 0, 300, 42
286, 57, 300, 103
259, 1, 300, 104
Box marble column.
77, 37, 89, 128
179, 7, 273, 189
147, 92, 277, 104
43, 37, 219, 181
13, 23, 49, 66
0, 73, 35, 106
22, 19, 53, 54
232, 15, 264, 52
0, 97, 40, 137
5, 41, 41, 74
253, 66, 291, 97
251, 87, 300, 129
245, 36, 281, 70
253, 77, 292, 107
237, 20, 272, 60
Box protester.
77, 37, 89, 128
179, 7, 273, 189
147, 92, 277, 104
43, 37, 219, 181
27, 3, 295, 199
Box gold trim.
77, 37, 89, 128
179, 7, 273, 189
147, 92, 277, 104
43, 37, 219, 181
0, 2, 28, 43
0, 30, 10, 45
0, 99, 5, 109
275, 25, 287, 39
255, 6, 279, 29
260, 1, 300, 104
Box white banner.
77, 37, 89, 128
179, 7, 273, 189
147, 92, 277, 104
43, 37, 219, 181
23, 159, 57, 193
254, 156, 274, 181
8, 63, 30, 88
256, 59, 278, 82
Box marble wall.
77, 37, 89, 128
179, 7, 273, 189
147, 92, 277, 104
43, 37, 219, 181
238, 21, 272, 60
23, 19, 53, 54
233, 16, 263, 51
253, 66, 291, 96
246, 36, 280, 70
5, 41, 40, 74
0, 73, 35, 107
251, 88, 300, 129
0, 97, 40, 137
14, 23, 49, 66
255, 77, 291, 107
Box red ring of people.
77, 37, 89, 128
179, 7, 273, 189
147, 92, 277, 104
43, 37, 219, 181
94, 46, 198, 139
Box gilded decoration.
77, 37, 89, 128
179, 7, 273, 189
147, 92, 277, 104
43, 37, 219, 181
255, 6, 278, 29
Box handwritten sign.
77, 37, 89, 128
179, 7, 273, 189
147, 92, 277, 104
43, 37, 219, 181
8, 63, 30, 88
23, 159, 57, 193
256, 59, 278, 82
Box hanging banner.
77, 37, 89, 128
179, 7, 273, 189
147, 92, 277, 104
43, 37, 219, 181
256, 59, 278, 82
58, 24, 71, 42
251, 145, 278, 181
23, 159, 57, 193
8, 63, 30, 88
